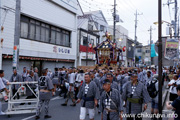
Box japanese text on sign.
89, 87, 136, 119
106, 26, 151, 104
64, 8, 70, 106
53, 46, 70, 54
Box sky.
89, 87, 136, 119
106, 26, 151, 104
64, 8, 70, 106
78, 0, 180, 45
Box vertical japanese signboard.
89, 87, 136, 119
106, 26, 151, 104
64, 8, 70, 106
12, 46, 18, 68
164, 39, 179, 60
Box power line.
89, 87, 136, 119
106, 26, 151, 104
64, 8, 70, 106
79, 0, 114, 14
83, 0, 112, 7
114, 11, 149, 40
80, 0, 151, 43
0, 6, 16, 27
126, 0, 153, 25
81, 0, 112, 6
117, 0, 153, 28
167, 2, 172, 22
116, 0, 151, 31
79, 0, 112, 11
80, 0, 133, 26
116, 3, 149, 35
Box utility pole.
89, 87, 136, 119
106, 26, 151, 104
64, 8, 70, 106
174, 0, 178, 37
166, 0, 178, 37
178, 16, 180, 68
13, 0, 21, 70
0, 0, 2, 69
113, 0, 116, 44
134, 10, 142, 67
174, 0, 178, 68
178, 15, 179, 39
158, 0, 163, 119
149, 26, 152, 66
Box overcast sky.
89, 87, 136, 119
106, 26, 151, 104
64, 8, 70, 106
78, 0, 180, 45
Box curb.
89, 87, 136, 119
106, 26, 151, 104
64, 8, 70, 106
162, 89, 169, 109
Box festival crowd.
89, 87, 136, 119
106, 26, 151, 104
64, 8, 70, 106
0, 65, 180, 120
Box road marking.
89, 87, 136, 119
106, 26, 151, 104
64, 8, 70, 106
21, 96, 63, 120
21, 115, 36, 120
51, 96, 63, 101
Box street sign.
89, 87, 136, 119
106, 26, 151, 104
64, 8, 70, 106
12, 46, 18, 68
164, 38, 179, 60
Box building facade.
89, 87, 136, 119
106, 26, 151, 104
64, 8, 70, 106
126, 39, 135, 67
135, 44, 143, 66
84, 11, 108, 43
0, 0, 82, 79
142, 45, 151, 66
77, 10, 108, 66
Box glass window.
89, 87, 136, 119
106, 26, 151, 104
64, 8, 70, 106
56, 32, 61, 45
35, 25, 40, 40
29, 24, 35, 39
57, 28, 60, 32
20, 22, 28, 38
91, 39, 94, 46
88, 24, 93, 31
41, 23, 45, 27
36, 21, 40, 25
62, 30, 65, 33
146, 50, 150, 53
45, 28, 49, 42
83, 36, 88, 46
94, 22, 98, 30
46, 25, 50, 28
62, 33, 66, 46
65, 34, 70, 47
137, 48, 142, 53
104, 27, 106, 32
30, 20, 35, 24
45, 25, 50, 42
20, 15, 71, 47
100, 25, 104, 31
41, 26, 46, 42
50, 30, 56, 44
65, 31, 69, 34
21, 16, 29, 22
51, 27, 56, 30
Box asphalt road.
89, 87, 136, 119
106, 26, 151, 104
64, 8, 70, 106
0, 95, 101, 120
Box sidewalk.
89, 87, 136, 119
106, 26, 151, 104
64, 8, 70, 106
162, 88, 174, 120
142, 81, 170, 120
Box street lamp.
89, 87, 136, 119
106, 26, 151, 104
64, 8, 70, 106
153, 20, 171, 25
118, 38, 123, 41
154, 20, 173, 38
132, 43, 135, 47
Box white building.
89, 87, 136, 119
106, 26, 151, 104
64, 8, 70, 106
77, 10, 108, 66
0, 0, 83, 79
142, 45, 151, 65
84, 11, 109, 43
134, 43, 143, 67
108, 25, 128, 67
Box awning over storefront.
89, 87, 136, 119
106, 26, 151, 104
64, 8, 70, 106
2, 55, 75, 63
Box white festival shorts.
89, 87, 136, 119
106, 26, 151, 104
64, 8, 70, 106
80, 107, 95, 120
